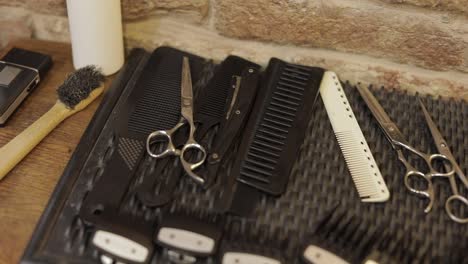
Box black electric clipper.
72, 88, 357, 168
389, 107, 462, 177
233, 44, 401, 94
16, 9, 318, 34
0, 48, 52, 125
154, 213, 223, 262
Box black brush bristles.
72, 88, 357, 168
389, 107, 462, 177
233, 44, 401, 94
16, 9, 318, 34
57, 65, 104, 109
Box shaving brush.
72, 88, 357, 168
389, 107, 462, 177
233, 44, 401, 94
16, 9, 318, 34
0, 66, 104, 180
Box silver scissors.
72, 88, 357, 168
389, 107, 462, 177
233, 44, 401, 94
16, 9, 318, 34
146, 56, 207, 185
357, 85, 468, 224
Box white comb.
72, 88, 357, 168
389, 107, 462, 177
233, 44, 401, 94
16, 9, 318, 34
320, 71, 389, 202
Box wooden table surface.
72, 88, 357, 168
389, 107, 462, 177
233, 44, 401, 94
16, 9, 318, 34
0, 39, 112, 264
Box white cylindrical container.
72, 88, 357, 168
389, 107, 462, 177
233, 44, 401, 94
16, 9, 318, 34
66, 0, 124, 76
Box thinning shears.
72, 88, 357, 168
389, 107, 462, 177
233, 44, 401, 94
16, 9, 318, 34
357, 85, 468, 224
146, 56, 207, 185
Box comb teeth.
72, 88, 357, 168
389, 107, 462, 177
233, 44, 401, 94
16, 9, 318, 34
197, 59, 243, 119
238, 63, 316, 194
117, 137, 145, 170
128, 52, 182, 135
197, 73, 228, 118
335, 130, 385, 199
319, 71, 389, 202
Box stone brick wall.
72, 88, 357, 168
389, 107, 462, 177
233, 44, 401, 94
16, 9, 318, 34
1, 0, 467, 98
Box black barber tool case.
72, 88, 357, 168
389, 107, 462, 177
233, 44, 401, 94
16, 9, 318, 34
21, 47, 467, 264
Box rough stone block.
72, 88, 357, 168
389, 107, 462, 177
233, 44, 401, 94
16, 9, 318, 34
215, 0, 468, 73
0, 0, 209, 21
123, 0, 209, 20
0, 7, 32, 50
0, 0, 66, 16
32, 14, 70, 43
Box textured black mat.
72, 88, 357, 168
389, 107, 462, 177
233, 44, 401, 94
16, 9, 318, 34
22, 49, 467, 264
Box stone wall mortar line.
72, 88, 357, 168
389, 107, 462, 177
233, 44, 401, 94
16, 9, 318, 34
1, 4, 466, 98
375, 0, 468, 16
124, 16, 468, 99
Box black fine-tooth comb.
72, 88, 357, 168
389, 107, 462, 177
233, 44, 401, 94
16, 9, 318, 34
79, 47, 207, 223
134, 60, 216, 208
77, 47, 208, 264
136, 56, 260, 207
195, 56, 256, 138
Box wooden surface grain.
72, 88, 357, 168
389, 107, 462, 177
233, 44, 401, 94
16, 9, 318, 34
0, 39, 111, 264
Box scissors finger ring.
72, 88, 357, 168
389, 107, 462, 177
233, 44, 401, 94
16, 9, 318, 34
445, 195, 468, 224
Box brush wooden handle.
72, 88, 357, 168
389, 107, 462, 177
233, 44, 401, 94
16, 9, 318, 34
0, 102, 72, 180
0, 87, 103, 181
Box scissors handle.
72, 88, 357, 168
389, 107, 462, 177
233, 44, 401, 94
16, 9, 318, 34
399, 147, 464, 219
180, 139, 207, 185
146, 121, 185, 159
445, 195, 468, 224
398, 149, 436, 212
404, 170, 435, 213
397, 143, 454, 176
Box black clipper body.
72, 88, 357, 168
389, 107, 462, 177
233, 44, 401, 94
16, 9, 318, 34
155, 213, 223, 261
0, 48, 52, 125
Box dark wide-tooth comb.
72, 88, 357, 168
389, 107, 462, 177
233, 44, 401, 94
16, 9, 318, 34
237, 58, 325, 195
215, 59, 325, 215
202, 58, 261, 187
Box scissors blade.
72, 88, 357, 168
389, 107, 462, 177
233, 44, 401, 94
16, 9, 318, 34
418, 99, 468, 187
356, 85, 409, 147
356, 85, 393, 123
418, 99, 452, 157
181, 56, 194, 120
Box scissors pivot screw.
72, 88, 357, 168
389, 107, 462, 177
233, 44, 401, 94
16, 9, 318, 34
235, 110, 241, 115
211, 153, 219, 160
